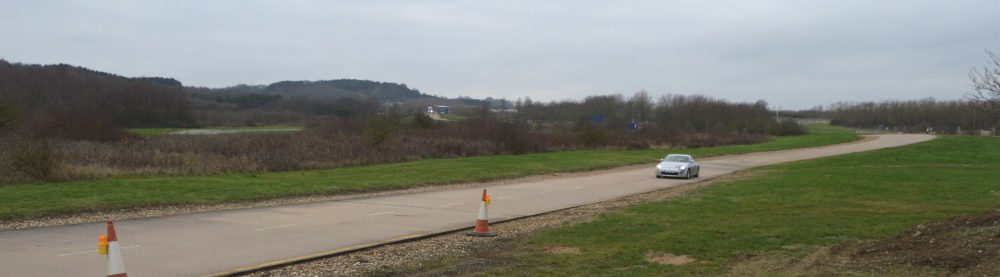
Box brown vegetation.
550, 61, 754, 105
24, 112, 764, 183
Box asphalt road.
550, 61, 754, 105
0, 134, 934, 276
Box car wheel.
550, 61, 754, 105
684, 170, 691, 179
694, 169, 699, 178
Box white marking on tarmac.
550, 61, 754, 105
497, 196, 512, 200
439, 202, 465, 208
58, 245, 141, 257
367, 211, 396, 216
255, 224, 297, 231
540, 190, 555, 194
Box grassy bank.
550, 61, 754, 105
479, 135, 999, 276
0, 124, 856, 220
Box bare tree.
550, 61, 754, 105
626, 90, 653, 122
969, 50, 1000, 121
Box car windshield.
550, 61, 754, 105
664, 156, 690, 162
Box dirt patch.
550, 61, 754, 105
831, 209, 1000, 274
644, 251, 698, 265
727, 209, 1000, 276
545, 246, 582, 255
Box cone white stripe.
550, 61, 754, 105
107, 241, 126, 276
478, 201, 488, 220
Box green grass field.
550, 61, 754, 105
482, 135, 1000, 276
127, 126, 303, 137
0, 124, 856, 220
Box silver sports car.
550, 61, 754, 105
655, 154, 700, 179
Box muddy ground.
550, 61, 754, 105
730, 209, 1000, 276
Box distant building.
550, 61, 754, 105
432, 105, 450, 115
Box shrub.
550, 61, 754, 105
770, 119, 807, 136
364, 117, 396, 148
414, 110, 435, 128
574, 119, 608, 147
495, 121, 532, 154
4, 136, 58, 181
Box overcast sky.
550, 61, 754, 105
2, 1, 998, 109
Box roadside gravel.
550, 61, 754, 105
245, 170, 760, 276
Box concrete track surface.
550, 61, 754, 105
0, 134, 933, 276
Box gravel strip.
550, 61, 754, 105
0, 163, 655, 231
245, 171, 761, 277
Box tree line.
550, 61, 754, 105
819, 99, 998, 133
516, 92, 798, 135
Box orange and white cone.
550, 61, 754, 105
106, 220, 128, 277
466, 189, 496, 237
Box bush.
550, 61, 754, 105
574, 119, 608, 147
364, 117, 396, 148
3, 136, 58, 181
414, 111, 435, 128
770, 119, 807, 136
495, 121, 533, 154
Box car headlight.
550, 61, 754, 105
656, 165, 663, 169
679, 165, 687, 170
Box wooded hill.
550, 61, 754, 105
0, 60, 484, 137
0, 60, 195, 140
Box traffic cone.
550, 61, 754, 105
466, 189, 496, 237
106, 220, 128, 277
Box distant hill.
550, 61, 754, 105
192, 79, 432, 102
0, 60, 195, 138
0, 59, 503, 133
265, 79, 428, 101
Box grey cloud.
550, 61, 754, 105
1, 0, 997, 108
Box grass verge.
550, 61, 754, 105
0, 124, 856, 220
480, 135, 999, 276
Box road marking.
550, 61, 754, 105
439, 202, 465, 208
256, 224, 297, 232
367, 211, 396, 216
540, 190, 555, 194
58, 245, 141, 257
